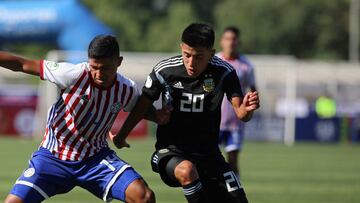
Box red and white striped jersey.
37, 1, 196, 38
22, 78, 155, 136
39, 60, 139, 161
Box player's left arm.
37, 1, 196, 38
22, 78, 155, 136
230, 92, 259, 122
224, 70, 260, 122
0, 51, 41, 76
248, 64, 257, 92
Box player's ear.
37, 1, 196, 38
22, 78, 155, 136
117, 56, 123, 67
211, 49, 215, 57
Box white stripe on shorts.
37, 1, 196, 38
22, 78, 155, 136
15, 180, 49, 199
102, 164, 131, 202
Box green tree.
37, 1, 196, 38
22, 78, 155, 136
215, 0, 350, 60
82, 0, 158, 51
4, 0, 353, 60
146, 1, 199, 52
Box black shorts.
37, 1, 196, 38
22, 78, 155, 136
150, 146, 249, 203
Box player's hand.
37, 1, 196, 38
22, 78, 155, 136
243, 91, 260, 112
115, 139, 130, 149
108, 131, 116, 141
155, 108, 172, 125
109, 131, 130, 149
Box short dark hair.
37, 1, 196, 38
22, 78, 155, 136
223, 26, 240, 38
181, 23, 215, 49
88, 35, 119, 59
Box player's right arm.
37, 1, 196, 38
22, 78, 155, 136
113, 94, 154, 148
113, 69, 165, 149
0, 51, 41, 76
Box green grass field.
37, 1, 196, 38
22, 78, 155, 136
1, 137, 359, 203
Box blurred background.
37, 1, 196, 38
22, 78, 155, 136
0, 0, 360, 203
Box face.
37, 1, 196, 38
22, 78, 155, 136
88, 56, 122, 88
181, 43, 214, 77
220, 31, 239, 55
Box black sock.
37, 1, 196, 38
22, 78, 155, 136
182, 179, 209, 203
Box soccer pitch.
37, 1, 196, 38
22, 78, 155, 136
1, 137, 359, 203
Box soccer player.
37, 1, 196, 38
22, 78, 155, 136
113, 23, 260, 203
1, 35, 163, 203
217, 26, 257, 178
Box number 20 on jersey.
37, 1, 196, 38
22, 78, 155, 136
180, 93, 204, 112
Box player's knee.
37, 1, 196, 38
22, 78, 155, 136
136, 188, 155, 203
125, 179, 155, 203
144, 188, 155, 203
4, 194, 24, 203
174, 160, 198, 185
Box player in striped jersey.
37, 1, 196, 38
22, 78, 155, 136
1, 35, 165, 203
113, 24, 260, 203
217, 26, 257, 179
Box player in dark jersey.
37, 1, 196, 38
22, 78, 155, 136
113, 23, 259, 203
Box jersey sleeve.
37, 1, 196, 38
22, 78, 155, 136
123, 82, 140, 112
223, 70, 244, 101
141, 69, 163, 101
40, 60, 84, 89
247, 66, 256, 88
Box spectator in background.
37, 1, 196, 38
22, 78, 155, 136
217, 26, 257, 178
